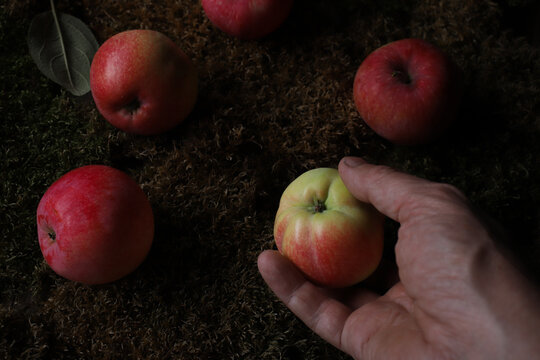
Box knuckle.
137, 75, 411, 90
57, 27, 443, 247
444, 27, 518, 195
368, 165, 398, 186
428, 183, 467, 204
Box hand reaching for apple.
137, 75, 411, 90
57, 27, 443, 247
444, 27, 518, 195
258, 157, 540, 359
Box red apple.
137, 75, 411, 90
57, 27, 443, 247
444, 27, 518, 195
90, 29, 198, 135
201, 0, 294, 40
36, 165, 154, 284
353, 38, 462, 145
274, 168, 384, 288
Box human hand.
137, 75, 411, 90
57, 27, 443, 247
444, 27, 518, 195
258, 157, 540, 359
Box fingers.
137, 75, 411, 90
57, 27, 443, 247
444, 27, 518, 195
338, 157, 467, 223
338, 157, 426, 222
257, 250, 379, 350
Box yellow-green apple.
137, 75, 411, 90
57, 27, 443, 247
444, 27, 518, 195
36, 165, 154, 284
90, 30, 198, 135
273, 168, 384, 288
353, 38, 462, 145
201, 0, 294, 40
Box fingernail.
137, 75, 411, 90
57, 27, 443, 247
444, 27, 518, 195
343, 157, 366, 168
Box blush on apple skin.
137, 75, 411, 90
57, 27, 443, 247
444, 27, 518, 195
201, 0, 294, 40
276, 213, 383, 288
90, 30, 198, 135
36, 165, 154, 285
353, 38, 463, 145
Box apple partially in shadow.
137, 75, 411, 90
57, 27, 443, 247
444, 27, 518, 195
90, 30, 198, 135
36, 165, 154, 284
353, 38, 463, 145
201, 0, 294, 40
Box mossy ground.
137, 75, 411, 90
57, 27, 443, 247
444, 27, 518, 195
1, 0, 539, 359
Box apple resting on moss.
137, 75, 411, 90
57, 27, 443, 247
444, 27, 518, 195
36, 165, 154, 284
353, 38, 463, 145
201, 0, 294, 40
90, 29, 198, 135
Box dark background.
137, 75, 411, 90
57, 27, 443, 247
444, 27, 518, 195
1, 0, 539, 359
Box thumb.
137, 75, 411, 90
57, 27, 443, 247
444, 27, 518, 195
338, 157, 432, 222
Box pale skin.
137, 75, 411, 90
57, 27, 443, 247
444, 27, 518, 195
258, 157, 540, 360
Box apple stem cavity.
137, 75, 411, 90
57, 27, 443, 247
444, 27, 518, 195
48, 230, 56, 243
313, 199, 326, 213
125, 97, 141, 115
391, 69, 412, 85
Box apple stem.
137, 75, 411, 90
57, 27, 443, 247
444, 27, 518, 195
313, 200, 326, 213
